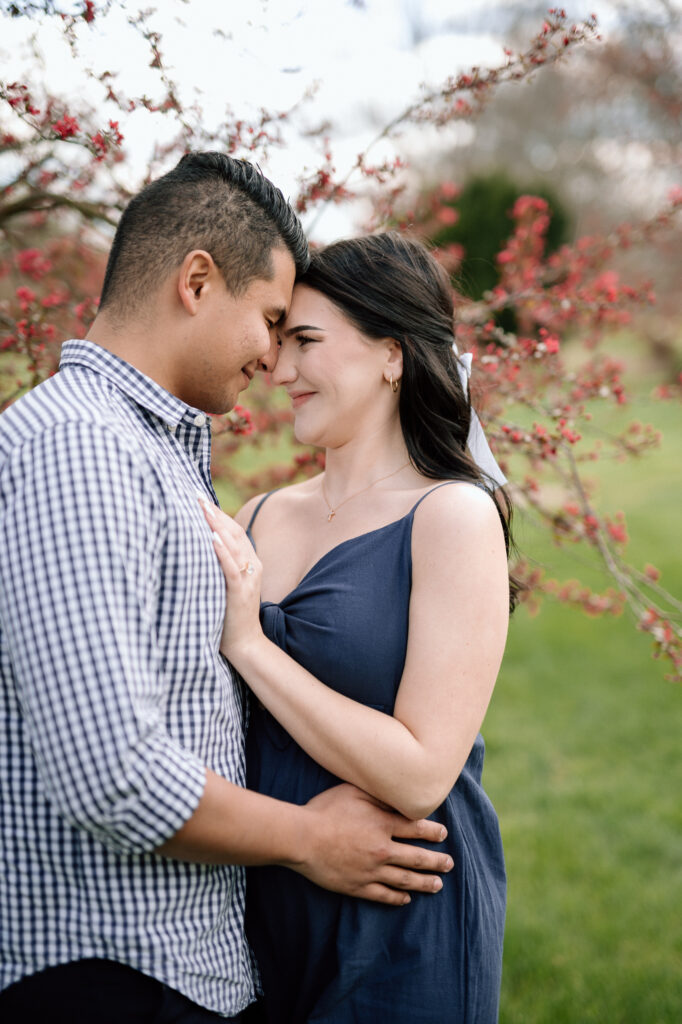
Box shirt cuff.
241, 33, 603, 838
99, 734, 207, 854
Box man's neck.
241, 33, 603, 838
87, 312, 177, 395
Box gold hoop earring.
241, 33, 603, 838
389, 375, 399, 393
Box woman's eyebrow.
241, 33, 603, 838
282, 324, 325, 336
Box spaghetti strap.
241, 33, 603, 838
405, 477, 458, 512
409, 478, 491, 515
246, 490, 277, 538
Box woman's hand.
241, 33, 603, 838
198, 497, 265, 659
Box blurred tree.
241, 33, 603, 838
429, 170, 570, 301
1, 2, 680, 678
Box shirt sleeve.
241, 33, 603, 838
0, 420, 206, 853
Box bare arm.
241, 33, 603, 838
203, 484, 509, 820
156, 770, 452, 905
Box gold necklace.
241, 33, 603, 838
320, 462, 410, 522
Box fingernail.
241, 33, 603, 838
402, 894, 411, 905
444, 856, 454, 871
212, 531, 224, 547
200, 500, 216, 520
432, 877, 443, 892
439, 826, 447, 841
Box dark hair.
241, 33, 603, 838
299, 232, 520, 611
99, 151, 309, 315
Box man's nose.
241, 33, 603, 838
257, 330, 280, 374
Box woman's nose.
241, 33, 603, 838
270, 343, 298, 386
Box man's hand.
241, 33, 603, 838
294, 783, 453, 906
156, 771, 451, 904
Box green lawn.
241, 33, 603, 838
488, 597, 682, 1023
483, 378, 679, 1024
486, 386, 682, 1023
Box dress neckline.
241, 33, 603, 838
252, 480, 471, 607
260, 512, 412, 608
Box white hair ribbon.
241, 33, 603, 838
453, 343, 507, 488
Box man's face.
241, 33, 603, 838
177, 245, 296, 414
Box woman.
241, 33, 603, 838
201, 233, 516, 1023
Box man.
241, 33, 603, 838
0, 152, 451, 1022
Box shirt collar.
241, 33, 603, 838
59, 339, 197, 430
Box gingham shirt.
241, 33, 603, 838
0, 340, 255, 1015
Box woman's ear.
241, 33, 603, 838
383, 339, 403, 384
177, 250, 215, 314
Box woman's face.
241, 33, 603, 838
272, 284, 400, 448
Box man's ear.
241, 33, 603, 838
177, 250, 215, 315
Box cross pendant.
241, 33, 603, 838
327, 510, 336, 522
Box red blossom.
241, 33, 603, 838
227, 404, 254, 436
16, 249, 53, 280
52, 114, 80, 140
40, 292, 68, 309
15, 286, 37, 311
437, 206, 458, 225
440, 181, 459, 199
0, 6, 678, 680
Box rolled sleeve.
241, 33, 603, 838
0, 421, 206, 852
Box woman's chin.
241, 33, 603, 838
292, 422, 322, 446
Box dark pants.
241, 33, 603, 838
0, 958, 243, 1023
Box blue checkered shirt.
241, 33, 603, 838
0, 340, 255, 1014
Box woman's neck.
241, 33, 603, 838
321, 422, 412, 505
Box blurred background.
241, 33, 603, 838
1, 1, 681, 1020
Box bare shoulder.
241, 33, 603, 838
234, 492, 268, 530
234, 475, 321, 531
411, 481, 505, 554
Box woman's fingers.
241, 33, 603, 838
198, 496, 242, 539
198, 497, 261, 581
196, 496, 264, 656
209, 528, 243, 581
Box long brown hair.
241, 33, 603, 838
299, 232, 520, 611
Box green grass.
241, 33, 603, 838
485, 378, 682, 1021
487, 598, 682, 1023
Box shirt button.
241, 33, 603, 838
193, 413, 206, 428
167, 423, 177, 434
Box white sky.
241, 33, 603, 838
0, 0, 627, 238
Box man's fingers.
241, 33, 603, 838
357, 883, 412, 907
377, 864, 447, 894
387, 839, 453, 876
390, 815, 448, 844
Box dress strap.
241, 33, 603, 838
408, 478, 487, 515
245, 490, 277, 539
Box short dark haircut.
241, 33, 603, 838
99, 151, 309, 315
299, 232, 520, 611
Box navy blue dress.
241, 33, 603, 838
244, 484, 505, 1023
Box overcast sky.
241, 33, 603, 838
0, 0, 638, 237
